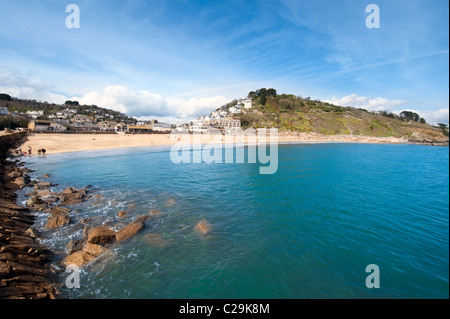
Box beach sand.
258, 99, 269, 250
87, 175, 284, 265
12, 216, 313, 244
21, 132, 408, 155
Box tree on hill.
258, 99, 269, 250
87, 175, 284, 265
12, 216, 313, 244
0, 93, 12, 101
399, 110, 425, 123
65, 100, 79, 106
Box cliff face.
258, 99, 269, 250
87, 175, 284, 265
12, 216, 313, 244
0, 131, 28, 158
0, 132, 57, 299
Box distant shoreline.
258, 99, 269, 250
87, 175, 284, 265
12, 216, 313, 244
20, 132, 447, 156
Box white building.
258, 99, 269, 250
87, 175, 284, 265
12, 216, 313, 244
0, 106, 8, 115
229, 106, 241, 114
244, 99, 252, 109
26, 110, 44, 119
189, 125, 210, 133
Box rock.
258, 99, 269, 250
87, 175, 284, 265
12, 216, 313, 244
165, 198, 176, 207
45, 212, 71, 229
81, 225, 92, 237
194, 219, 212, 236
82, 243, 108, 257
36, 189, 52, 197
142, 233, 167, 247
149, 209, 163, 218
115, 221, 145, 242
5, 177, 28, 190
0, 261, 11, 278
34, 182, 52, 190
117, 211, 127, 218
48, 206, 72, 214
66, 239, 84, 254
135, 214, 150, 223
40, 195, 59, 204
25, 190, 38, 197
26, 196, 49, 211
60, 191, 85, 205
80, 217, 92, 225
25, 227, 40, 239
60, 187, 76, 195
26, 196, 40, 207
62, 251, 96, 267
42, 174, 50, 179
87, 226, 116, 245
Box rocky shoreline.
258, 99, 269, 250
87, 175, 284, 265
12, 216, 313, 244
0, 132, 58, 299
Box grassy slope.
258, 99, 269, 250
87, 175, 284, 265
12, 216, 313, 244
235, 95, 448, 143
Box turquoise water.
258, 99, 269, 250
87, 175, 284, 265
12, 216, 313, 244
22, 143, 449, 298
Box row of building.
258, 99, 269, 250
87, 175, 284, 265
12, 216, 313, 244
27, 116, 242, 134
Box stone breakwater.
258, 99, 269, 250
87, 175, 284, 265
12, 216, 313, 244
0, 132, 57, 299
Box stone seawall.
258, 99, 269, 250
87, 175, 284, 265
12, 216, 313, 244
0, 132, 57, 299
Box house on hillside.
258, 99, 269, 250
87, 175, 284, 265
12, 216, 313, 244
229, 106, 241, 114
0, 106, 9, 115
244, 99, 252, 109
72, 114, 95, 125
216, 117, 241, 129
25, 110, 44, 119
28, 120, 69, 132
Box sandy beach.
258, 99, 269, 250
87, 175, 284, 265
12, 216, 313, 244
20, 132, 409, 155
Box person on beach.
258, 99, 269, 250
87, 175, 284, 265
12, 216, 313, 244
38, 149, 42, 155
28, 146, 32, 155
41, 148, 46, 155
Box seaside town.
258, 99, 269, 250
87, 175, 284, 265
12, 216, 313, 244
0, 97, 252, 135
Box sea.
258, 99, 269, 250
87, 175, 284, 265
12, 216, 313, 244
19, 143, 449, 299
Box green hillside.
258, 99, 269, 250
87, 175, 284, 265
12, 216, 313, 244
225, 89, 449, 144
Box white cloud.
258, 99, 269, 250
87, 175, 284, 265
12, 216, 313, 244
75, 85, 229, 121
398, 108, 449, 126
0, 65, 68, 104
324, 93, 408, 112
419, 108, 449, 125
326, 93, 449, 125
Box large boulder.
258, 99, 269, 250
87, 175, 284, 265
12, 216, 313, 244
66, 239, 84, 254
115, 221, 145, 242
62, 251, 96, 267
45, 212, 71, 229
87, 226, 116, 245
149, 209, 163, 218
48, 206, 72, 215
194, 219, 212, 236
34, 182, 52, 190
117, 211, 127, 218
82, 243, 108, 257
165, 198, 176, 207
5, 176, 28, 190
36, 189, 52, 197
60, 187, 76, 195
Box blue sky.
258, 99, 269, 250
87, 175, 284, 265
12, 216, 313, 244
0, 0, 448, 123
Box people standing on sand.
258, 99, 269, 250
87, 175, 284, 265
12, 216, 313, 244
28, 146, 32, 155
41, 148, 46, 155
38, 149, 42, 155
